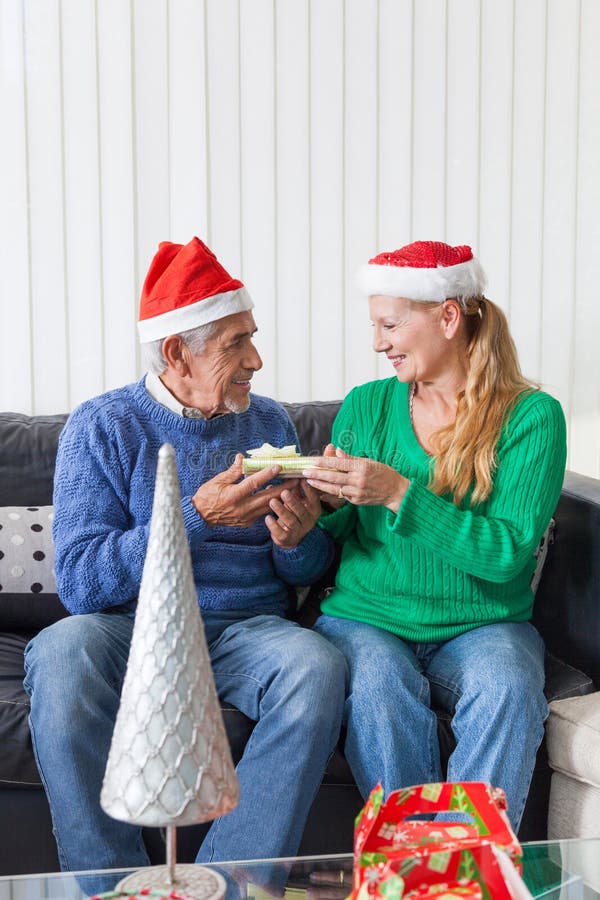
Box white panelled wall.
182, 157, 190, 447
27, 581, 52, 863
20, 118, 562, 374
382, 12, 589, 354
1, 0, 599, 476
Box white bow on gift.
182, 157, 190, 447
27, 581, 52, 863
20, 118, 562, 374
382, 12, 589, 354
100, 444, 239, 899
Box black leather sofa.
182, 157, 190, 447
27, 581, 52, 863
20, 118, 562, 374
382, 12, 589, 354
1, 403, 598, 877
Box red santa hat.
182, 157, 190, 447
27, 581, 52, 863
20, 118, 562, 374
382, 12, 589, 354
137, 237, 254, 343
356, 240, 486, 302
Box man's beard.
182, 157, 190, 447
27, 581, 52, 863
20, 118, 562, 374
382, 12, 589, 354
223, 372, 253, 414
224, 391, 251, 415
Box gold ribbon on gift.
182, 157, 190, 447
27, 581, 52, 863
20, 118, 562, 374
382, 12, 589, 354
242, 456, 325, 475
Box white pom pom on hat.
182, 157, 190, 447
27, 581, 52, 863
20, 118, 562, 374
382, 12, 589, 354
356, 240, 487, 302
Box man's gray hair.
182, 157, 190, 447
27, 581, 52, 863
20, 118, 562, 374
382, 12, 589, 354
142, 321, 219, 375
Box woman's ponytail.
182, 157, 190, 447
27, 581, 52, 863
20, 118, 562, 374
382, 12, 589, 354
430, 296, 536, 505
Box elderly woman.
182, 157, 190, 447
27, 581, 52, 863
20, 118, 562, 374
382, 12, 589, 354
304, 240, 566, 831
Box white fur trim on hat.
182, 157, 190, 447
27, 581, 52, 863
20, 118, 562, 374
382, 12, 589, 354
356, 258, 486, 302
137, 287, 254, 343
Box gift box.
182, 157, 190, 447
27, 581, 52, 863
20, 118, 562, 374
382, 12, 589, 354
352, 782, 525, 900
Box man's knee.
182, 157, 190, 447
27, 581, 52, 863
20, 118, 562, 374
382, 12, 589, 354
293, 629, 348, 686
24, 613, 131, 694
25, 616, 87, 678
273, 629, 348, 720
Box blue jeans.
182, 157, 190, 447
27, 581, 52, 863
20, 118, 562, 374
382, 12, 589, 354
314, 615, 547, 831
23, 609, 347, 885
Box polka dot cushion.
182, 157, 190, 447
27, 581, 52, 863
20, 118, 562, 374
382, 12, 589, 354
0, 506, 67, 628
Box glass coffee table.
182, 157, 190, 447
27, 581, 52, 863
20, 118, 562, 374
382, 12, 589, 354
0, 840, 599, 900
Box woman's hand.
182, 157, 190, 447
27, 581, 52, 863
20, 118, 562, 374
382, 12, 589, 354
314, 443, 347, 510
303, 447, 409, 514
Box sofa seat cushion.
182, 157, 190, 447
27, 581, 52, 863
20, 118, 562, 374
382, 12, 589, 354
0, 629, 255, 788
546, 691, 600, 787
544, 653, 595, 700
0, 632, 41, 785
1, 624, 595, 793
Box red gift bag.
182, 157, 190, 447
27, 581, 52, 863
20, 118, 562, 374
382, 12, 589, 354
352, 782, 526, 900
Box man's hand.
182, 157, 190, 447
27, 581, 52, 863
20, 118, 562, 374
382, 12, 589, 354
265, 481, 322, 549
192, 454, 293, 527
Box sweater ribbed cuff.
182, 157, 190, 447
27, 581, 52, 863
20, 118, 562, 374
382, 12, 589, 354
273, 526, 334, 585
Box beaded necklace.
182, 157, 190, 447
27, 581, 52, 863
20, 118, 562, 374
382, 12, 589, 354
408, 382, 416, 424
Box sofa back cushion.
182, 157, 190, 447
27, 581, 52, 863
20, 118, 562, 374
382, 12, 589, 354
0, 413, 68, 506
283, 400, 341, 455
0, 406, 337, 504
0, 401, 556, 631
0, 403, 341, 631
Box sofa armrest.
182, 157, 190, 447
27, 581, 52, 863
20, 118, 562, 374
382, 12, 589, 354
533, 470, 600, 689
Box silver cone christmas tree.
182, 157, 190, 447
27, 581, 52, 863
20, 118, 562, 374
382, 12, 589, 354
100, 443, 239, 896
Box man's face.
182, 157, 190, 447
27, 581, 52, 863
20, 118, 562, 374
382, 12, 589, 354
184, 311, 263, 416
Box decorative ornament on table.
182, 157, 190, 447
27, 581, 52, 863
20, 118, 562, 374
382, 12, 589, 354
100, 444, 239, 900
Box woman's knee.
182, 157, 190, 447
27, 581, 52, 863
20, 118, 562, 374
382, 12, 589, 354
458, 660, 547, 728
316, 616, 418, 684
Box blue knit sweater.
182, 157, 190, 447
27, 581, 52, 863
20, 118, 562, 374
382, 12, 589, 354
53, 378, 334, 615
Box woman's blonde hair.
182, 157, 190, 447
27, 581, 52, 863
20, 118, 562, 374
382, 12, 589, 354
428, 295, 537, 506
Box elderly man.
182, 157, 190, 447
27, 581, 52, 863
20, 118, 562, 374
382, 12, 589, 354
23, 238, 346, 878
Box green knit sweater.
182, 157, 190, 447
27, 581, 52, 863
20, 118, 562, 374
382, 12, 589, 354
318, 378, 567, 643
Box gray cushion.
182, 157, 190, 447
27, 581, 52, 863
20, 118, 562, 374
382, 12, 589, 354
548, 770, 600, 839
547, 691, 600, 787
0, 631, 43, 785
0, 507, 67, 629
